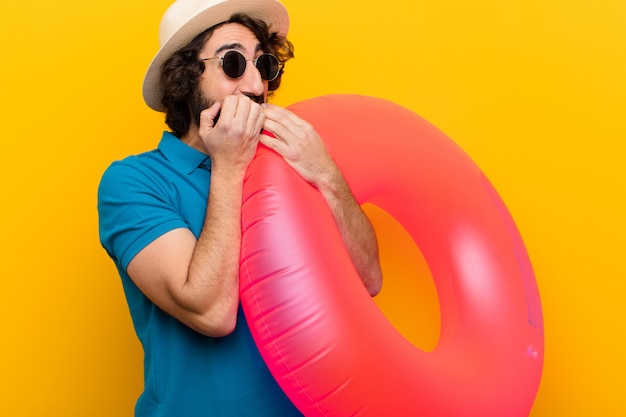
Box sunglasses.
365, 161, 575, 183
201, 50, 282, 82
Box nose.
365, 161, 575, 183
238, 60, 266, 97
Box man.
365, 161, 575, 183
98, 0, 382, 415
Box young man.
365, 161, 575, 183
98, 0, 382, 415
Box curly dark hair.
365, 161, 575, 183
160, 13, 294, 138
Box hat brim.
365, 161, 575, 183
142, 0, 289, 112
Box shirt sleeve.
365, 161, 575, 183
97, 158, 188, 270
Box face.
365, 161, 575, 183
190, 23, 269, 126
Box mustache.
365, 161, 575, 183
247, 94, 265, 105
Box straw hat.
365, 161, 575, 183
142, 0, 289, 112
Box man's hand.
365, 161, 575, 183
260, 103, 340, 190
199, 95, 265, 172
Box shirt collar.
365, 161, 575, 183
158, 131, 212, 174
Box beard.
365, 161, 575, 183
190, 88, 215, 128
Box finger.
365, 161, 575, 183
234, 95, 252, 120
219, 96, 254, 139
199, 102, 222, 128
260, 131, 287, 154
262, 117, 289, 141
249, 103, 265, 137
234, 97, 264, 139
219, 95, 239, 122
263, 104, 311, 132
263, 116, 319, 152
262, 105, 309, 137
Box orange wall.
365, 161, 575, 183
1, 0, 624, 415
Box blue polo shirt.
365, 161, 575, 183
98, 131, 302, 417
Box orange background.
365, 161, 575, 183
1, 0, 624, 415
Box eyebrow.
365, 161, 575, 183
214, 42, 263, 55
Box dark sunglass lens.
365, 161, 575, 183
222, 51, 246, 78
256, 54, 280, 81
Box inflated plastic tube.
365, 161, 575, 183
239, 94, 544, 417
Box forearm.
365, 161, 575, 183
182, 167, 245, 335
319, 169, 383, 296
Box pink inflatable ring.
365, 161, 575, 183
239, 95, 544, 417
